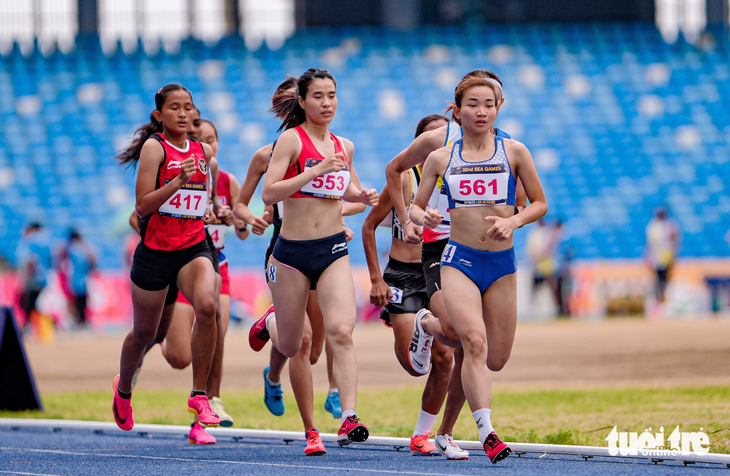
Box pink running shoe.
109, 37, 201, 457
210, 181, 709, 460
483, 431, 511, 464
304, 428, 326, 456
188, 422, 216, 445
112, 374, 133, 431
249, 305, 274, 352
336, 415, 369, 445
188, 394, 220, 427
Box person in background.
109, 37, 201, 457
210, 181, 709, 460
16, 222, 53, 331
526, 219, 561, 313
59, 229, 96, 329
645, 207, 679, 304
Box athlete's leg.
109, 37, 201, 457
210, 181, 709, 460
118, 284, 168, 393
268, 346, 288, 382
160, 302, 194, 369
207, 293, 231, 397
422, 290, 462, 348
483, 274, 517, 373
315, 257, 358, 413
391, 311, 452, 410
307, 290, 326, 364
177, 257, 218, 391
440, 266, 490, 412
289, 318, 317, 430
267, 257, 310, 357
436, 346, 466, 436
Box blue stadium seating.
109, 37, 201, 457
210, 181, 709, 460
0, 22, 729, 269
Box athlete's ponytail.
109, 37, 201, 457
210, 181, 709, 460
116, 83, 192, 166
444, 69, 503, 125
270, 68, 336, 132
271, 75, 298, 119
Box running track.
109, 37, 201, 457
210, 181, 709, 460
0, 421, 727, 475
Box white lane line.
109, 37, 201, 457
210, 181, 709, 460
0, 471, 66, 476
0, 447, 475, 475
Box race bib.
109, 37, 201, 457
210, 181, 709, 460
448, 164, 509, 205
299, 158, 350, 199
389, 287, 403, 304
159, 182, 207, 219
441, 243, 456, 263
207, 224, 226, 249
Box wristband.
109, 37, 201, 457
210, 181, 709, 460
237, 225, 248, 232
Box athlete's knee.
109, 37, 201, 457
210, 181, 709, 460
193, 297, 217, 324
166, 352, 192, 370
279, 339, 303, 358
430, 343, 454, 374
299, 330, 312, 356
133, 328, 158, 347
487, 351, 511, 372
326, 322, 354, 348
461, 333, 487, 359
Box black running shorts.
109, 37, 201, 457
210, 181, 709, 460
130, 238, 215, 292
421, 239, 448, 299
380, 257, 428, 327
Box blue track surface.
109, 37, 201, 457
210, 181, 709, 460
0, 426, 727, 475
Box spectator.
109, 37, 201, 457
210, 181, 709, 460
15, 222, 53, 330
59, 229, 96, 328
645, 207, 679, 303
527, 219, 562, 310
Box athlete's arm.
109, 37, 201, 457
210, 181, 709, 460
484, 141, 547, 241
227, 174, 249, 240
385, 127, 446, 243
410, 149, 446, 230
362, 184, 395, 307
515, 179, 527, 213
205, 146, 223, 216
340, 138, 369, 215
135, 139, 195, 218
129, 211, 140, 234
234, 145, 272, 233
263, 131, 346, 205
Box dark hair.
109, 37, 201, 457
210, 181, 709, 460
270, 68, 336, 132
200, 118, 218, 140
445, 69, 503, 124
415, 114, 447, 138
271, 75, 298, 113
115, 83, 192, 166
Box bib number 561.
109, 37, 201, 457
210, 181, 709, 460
459, 179, 497, 196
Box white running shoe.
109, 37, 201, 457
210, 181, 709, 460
408, 309, 434, 375
434, 434, 470, 460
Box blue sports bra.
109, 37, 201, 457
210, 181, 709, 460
443, 136, 517, 209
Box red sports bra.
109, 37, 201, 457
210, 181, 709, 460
282, 125, 351, 200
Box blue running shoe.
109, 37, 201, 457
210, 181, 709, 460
324, 390, 342, 419
263, 366, 284, 416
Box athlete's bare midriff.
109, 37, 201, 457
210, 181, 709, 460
279, 197, 346, 240
449, 204, 514, 251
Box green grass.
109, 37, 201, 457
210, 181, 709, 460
2, 385, 729, 451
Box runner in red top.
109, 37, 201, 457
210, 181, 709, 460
111, 83, 221, 432
261, 68, 379, 447
164, 119, 249, 437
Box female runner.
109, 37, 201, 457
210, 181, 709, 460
362, 113, 469, 459
112, 84, 220, 431
260, 68, 378, 449
162, 118, 249, 443
236, 76, 366, 455
410, 74, 547, 463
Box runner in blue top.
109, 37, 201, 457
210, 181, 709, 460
410, 73, 547, 464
